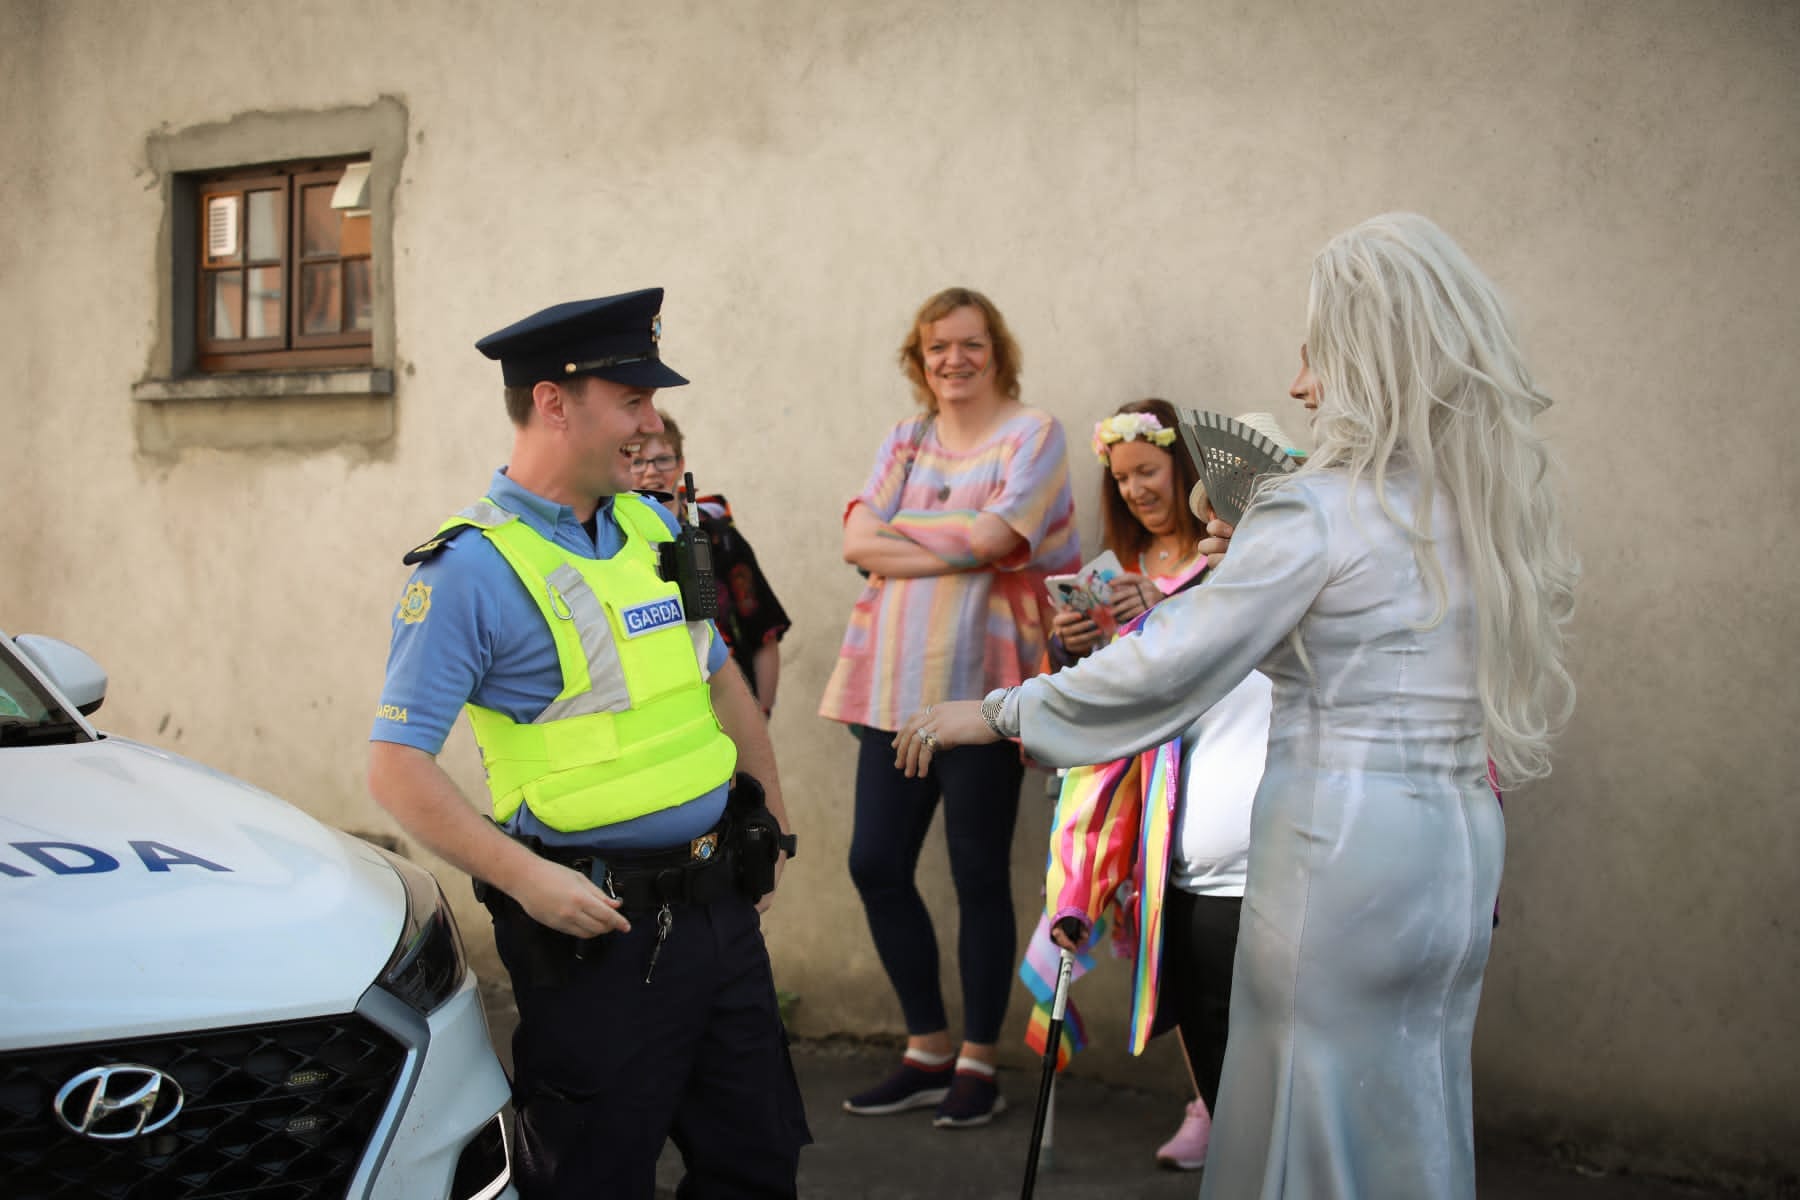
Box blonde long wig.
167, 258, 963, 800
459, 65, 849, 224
1299, 213, 1578, 786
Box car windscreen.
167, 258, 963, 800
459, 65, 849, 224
0, 641, 89, 744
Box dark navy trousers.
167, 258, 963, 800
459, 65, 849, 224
496, 889, 810, 1199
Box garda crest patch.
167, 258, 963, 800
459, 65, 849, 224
398, 582, 432, 625
619, 596, 684, 638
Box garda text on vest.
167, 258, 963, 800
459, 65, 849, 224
621, 597, 684, 638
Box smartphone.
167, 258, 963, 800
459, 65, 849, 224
1046, 549, 1127, 637
1045, 574, 1101, 611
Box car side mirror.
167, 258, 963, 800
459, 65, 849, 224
16, 635, 108, 716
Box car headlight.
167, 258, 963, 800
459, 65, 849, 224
371, 846, 468, 1014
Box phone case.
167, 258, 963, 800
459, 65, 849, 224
1046, 550, 1128, 637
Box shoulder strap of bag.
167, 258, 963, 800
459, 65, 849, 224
897, 413, 935, 489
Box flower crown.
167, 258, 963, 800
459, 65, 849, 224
1092, 411, 1178, 463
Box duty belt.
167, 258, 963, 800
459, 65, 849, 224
547, 822, 738, 913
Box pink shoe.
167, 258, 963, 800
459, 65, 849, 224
1155, 1099, 1210, 1170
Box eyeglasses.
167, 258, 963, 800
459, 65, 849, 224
630, 454, 679, 473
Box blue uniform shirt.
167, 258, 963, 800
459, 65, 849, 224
373, 469, 731, 851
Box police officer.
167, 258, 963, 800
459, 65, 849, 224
368, 289, 809, 1198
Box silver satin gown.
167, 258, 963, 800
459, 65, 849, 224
1015, 470, 1502, 1199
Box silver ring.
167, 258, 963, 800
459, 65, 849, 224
918, 729, 940, 750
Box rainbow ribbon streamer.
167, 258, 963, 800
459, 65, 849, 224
1016, 607, 1186, 1067
1019, 716, 1183, 1061
1126, 741, 1180, 1053
1018, 912, 1095, 1071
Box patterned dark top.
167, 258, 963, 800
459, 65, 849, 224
696, 494, 790, 704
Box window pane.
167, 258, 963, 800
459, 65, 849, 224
340, 211, 371, 258
345, 259, 373, 332
246, 189, 283, 262
301, 184, 340, 257
246, 265, 284, 339
209, 270, 243, 340
301, 262, 342, 334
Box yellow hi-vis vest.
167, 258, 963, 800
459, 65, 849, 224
445, 493, 738, 832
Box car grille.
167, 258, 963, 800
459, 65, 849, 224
0, 1014, 407, 1199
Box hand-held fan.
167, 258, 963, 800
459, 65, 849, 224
1175, 409, 1301, 527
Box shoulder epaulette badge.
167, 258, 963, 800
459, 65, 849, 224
402, 523, 477, 566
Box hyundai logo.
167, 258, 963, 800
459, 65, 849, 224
53, 1064, 184, 1140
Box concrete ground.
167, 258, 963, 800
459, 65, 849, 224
476, 978, 1740, 1199
751, 1039, 1734, 1200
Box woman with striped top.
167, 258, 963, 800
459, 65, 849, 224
821, 287, 1078, 1129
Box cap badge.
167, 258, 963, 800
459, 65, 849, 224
651, 314, 662, 344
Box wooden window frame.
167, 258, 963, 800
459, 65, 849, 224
193, 159, 374, 374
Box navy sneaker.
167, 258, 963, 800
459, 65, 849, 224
842, 1059, 953, 1115
932, 1068, 1006, 1128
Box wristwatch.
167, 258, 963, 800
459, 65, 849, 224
981, 690, 1008, 738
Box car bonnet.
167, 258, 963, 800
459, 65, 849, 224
0, 736, 407, 1050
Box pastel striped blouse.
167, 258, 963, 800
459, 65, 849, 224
819, 407, 1079, 732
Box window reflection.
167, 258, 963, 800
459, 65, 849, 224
345, 259, 373, 332
247, 190, 282, 262
302, 262, 342, 335
211, 271, 242, 340
302, 185, 340, 257
246, 266, 283, 339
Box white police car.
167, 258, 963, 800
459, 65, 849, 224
0, 630, 516, 1200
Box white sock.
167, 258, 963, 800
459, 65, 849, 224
903, 1048, 954, 1069
954, 1056, 996, 1078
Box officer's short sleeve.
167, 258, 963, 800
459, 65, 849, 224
371, 547, 494, 753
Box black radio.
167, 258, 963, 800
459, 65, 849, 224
658, 471, 718, 618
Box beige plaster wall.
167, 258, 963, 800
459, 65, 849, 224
2, 0, 1796, 1182
1, 1, 48, 613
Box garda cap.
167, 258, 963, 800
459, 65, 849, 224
476, 288, 689, 389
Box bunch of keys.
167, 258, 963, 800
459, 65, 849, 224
644, 904, 674, 983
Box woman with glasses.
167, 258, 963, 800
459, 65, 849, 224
820, 287, 1077, 1128
631, 414, 791, 714
894, 216, 1578, 1197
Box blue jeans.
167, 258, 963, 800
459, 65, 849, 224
847, 725, 1024, 1044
